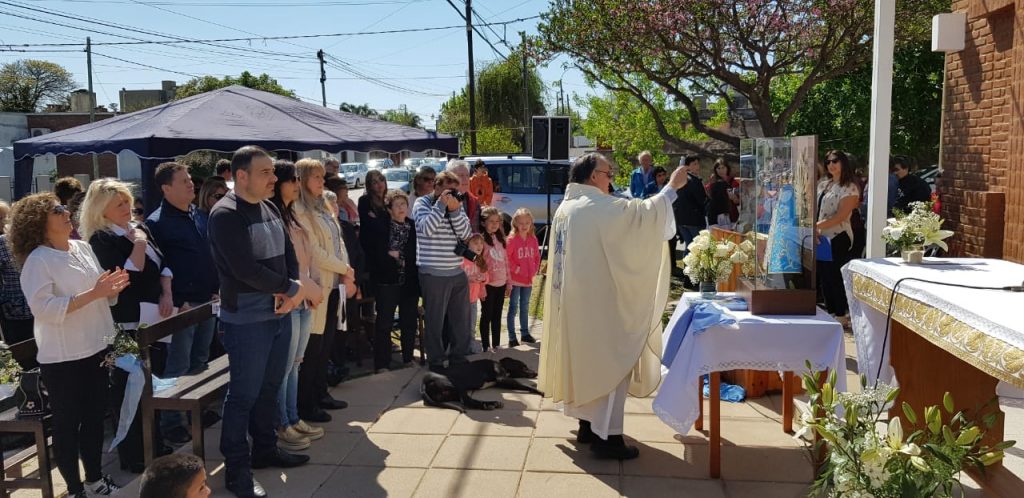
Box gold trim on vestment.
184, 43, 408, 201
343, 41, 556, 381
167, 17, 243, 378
851, 273, 1024, 389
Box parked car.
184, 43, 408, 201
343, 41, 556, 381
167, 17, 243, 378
382, 168, 412, 193
417, 158, 443, 173
464, 155, 570, 239
341, 162, 368, 188
402, 158, 422, 171
367, 158, 394, 171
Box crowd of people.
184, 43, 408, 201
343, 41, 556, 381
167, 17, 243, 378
0, 147, 541, 498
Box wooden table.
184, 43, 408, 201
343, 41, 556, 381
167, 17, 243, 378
653, 294, 845, 478
845, 258, 1024, 497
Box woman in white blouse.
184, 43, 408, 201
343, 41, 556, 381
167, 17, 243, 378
815, 150, 860, 320
10, 192, 128, 497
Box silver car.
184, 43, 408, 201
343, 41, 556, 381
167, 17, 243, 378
367, 158, 394, 171
465, 156, 570, 237
383, 168, 412, 193
341, 162, 368, 188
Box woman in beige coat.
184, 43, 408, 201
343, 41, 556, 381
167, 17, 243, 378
294, 158, 354, 422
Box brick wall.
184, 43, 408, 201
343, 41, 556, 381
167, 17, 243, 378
940, 1, 1023, 263
26, 113, 119, 178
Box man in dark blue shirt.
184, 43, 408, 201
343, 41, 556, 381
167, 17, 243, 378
208, 146, 307, 498
146, 162, 220, 446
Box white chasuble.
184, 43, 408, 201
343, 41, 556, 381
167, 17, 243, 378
538, 183, 675, 408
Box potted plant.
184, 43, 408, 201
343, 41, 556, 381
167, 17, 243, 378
881, 201, 953, 263
0, 343, 22, 401
797, 367, 1013, 497
682, 230, 754, 298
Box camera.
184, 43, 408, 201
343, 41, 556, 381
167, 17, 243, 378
445, 189, 468, 202
453, 239, 477, 262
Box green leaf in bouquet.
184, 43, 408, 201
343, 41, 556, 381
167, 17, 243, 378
902, 402, 918, 425
885, 387, 900, 405
942, 425, 955, 446
943, 392, 955, 414
978, 451, 1004, 466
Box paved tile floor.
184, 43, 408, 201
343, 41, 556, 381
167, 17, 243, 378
9, 321, 1022, 497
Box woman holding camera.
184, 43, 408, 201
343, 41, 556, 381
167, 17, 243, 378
11, 192, 129, 497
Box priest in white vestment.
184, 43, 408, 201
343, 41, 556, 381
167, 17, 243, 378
538, 153, 686, 459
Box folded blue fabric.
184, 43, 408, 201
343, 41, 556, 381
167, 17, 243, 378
110, 354, 144, 451
662, 301, 737, 368
702, 374, 747, 403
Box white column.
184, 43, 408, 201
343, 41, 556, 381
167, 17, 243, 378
866, 0, 896, 258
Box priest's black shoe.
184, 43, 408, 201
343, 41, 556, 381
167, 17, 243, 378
590, 435, 640, 460
576, 419, 596, 444
251, 448, 310, 469
226, 476, 267, 498
319, 396, 348, 410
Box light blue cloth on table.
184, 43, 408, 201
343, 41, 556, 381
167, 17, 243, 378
661, 301, 737, 368
109, 354, 179, 451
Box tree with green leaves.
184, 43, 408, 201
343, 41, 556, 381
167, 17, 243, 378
539, 0, 945, 154
174, 71, 294, 100
340, 102, 379, 118
0, 59, 76, 112
438, 48, 546, 150
381, 108, 421, 128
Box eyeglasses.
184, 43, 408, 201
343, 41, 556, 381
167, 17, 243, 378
826, 158, 841, 165
213, 193, 226, 200
594, 169, 615, 179
52, 204, 69, 215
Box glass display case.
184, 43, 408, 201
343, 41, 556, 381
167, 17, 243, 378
734, 136, 818, 315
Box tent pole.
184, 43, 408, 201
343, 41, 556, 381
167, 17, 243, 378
866, 0, 895, 258
87, 36, 99, 179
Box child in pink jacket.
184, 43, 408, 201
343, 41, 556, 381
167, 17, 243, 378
505, 208, 540, 346
461, 234, 488, 344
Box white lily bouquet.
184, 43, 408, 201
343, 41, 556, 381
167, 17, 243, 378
682, 230, 755, 283
799, 368, 1012, 498
881, 201, 953, 252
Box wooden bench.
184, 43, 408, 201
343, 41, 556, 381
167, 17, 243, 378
137, 302, 228, 466
0, 338, 53, 498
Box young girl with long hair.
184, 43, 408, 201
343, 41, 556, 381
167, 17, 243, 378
478, 207, 508, 351
505, 208, 540, 346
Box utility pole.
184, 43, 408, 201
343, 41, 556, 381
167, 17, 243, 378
86, 36, 98, 179
465, 0, 477, 154
521, 31, 530, 154
317, 49, 327, 107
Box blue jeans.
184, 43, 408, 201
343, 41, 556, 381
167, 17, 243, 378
506, 285, 533, 341
279, 307, 311, 427
160, 313, 217, 432
219, 314, 291, 473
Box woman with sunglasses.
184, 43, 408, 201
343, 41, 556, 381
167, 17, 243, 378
10, 193, 129, 497
269, 159, 326, 451
196, 177, 228, 238
815, 150, 860, 323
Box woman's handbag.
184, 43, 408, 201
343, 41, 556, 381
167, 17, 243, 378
15, 367, 49, 418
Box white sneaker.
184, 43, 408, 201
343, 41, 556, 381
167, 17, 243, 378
85, 475, 120, 496
294, 420, 325, 440
277, 426, 311, 451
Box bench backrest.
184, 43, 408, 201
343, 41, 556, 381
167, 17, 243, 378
8, 338, 38, 370
136, 302, 215, 350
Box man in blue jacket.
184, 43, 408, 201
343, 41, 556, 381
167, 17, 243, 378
629, 150, 655, 199
146, 162, 221, 446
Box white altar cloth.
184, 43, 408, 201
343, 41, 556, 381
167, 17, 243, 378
842, 258, 1024, 389
653, 293, 847, 435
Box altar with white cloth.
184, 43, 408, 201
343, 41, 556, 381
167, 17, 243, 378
843, 258, 1024, 497
653, 292, 846, 478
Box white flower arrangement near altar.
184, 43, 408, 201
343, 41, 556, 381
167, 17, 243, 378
799, 368, 1013, 498
681, 230, 755, 283
880, 201, 953, 252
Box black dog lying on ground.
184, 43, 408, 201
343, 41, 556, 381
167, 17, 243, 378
421, 357, 544, 412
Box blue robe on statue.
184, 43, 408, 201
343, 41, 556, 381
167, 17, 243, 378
765, 184, 801, 273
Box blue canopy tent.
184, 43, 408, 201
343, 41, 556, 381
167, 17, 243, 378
12, 85, 459, 209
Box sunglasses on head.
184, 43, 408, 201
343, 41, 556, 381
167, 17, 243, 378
52, 204, 69, 215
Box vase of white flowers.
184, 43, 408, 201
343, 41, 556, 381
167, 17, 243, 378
682, 230, 755, 298
881, 201, 953, 263
799, 367, 1013, 498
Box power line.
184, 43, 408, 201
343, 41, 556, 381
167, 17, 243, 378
92, 51, 200, 78
0, 15, 543, 47
21, 0, 428, 5
443, 0, 507, 61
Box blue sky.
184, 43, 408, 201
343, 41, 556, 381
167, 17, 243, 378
0, 0, 592, 125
